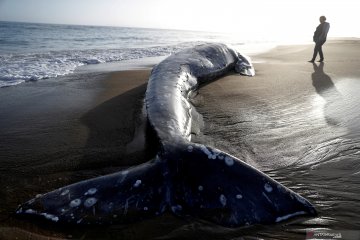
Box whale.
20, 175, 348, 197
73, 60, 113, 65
16, 43, 316, 227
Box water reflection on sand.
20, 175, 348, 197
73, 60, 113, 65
191, 62, 360, 239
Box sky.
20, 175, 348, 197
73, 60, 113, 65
0, 0, 359, 40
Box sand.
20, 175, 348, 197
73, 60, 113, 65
194, 39, 360, 170
1, 39, 360, 239
0, 69, 152, 238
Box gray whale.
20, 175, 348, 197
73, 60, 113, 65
16, 43, 316, 227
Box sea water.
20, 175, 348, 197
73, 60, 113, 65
0, 21, 274, 88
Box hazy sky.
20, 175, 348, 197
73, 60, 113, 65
0, 0, 359, 40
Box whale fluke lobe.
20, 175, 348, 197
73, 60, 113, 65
16, 43, 316, 227
165, 143, 316, 227
17, 159, 168, 225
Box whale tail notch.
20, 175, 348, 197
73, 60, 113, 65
16, 144, 316, 227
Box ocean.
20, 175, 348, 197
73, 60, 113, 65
0, 21, 273, 88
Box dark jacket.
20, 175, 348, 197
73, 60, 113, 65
313, 22, 330, 43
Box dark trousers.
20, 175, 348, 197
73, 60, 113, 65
311, 40, 325, 61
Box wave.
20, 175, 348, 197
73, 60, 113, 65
0, 42, 202, 88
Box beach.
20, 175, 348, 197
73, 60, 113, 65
1, 39, 360, 239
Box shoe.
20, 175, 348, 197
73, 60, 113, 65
308, 60, 315, 63
317, 59, 324, 62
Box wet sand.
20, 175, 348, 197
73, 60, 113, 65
193, 39, 360, 239
195, 39, 360, 170
0, 70, 153, 238
1, 39, 360, 239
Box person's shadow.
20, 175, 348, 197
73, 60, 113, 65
311, 62, 342, 126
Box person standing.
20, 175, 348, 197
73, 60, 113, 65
309, 16, 330, 63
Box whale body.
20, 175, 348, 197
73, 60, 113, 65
16, 43, 316, 227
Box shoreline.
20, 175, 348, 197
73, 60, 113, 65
3, 36, 359, 89
1, 39, 360, 239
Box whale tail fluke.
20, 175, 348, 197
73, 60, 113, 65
16, 144, 316, 227
163, 143, 316, 227
16, 158, 168, 225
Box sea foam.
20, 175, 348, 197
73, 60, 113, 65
0, 21, 254, 88
0, 45, 197, 87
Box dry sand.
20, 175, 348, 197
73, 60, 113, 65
1, 39, 360, 239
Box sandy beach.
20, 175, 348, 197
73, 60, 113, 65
1, 39, 360, 239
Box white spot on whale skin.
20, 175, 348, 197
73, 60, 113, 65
143, 207, 148, 211
264, 183, 273, 193
85, 188, 97, 196
116, 170, 129, 186
16, 208, 23, 214
69, 199, 81, 208
60, 189, 69, 196
134, 179, 142, 188
25, 209, 37, 214
84, 198, 98, 208
199, 145, 222, 160
171, 205, 183, 213
219, 194, 227, 207
200, 145, 213, 159
224, 156, 234, 166
41, 213, 59, 222
187, 145, 193, 152
236, 194, 243, 199
198, 185, 204, 191
107, 202, 114, 210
